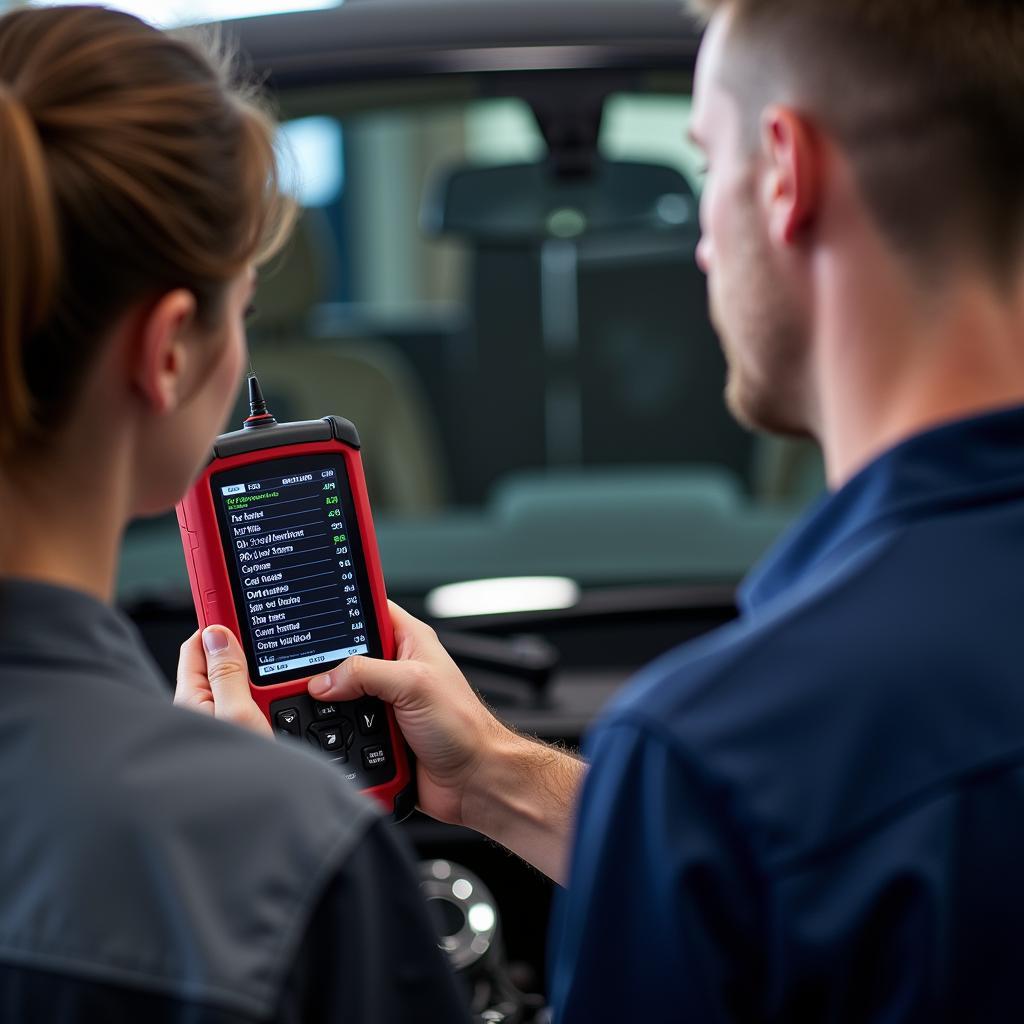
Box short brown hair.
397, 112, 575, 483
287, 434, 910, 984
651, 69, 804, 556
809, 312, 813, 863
685, 0, 1024, 281
0, 5, 293, 456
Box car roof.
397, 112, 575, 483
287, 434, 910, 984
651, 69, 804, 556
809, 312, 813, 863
224, 0, 702, 87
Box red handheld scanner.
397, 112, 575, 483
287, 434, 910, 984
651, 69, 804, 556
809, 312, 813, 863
175, 378, 415, 821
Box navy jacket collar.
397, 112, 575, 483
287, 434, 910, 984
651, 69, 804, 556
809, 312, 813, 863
740, 404, 1024, 611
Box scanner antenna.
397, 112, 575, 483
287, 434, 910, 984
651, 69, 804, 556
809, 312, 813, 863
243, 373, 276, 429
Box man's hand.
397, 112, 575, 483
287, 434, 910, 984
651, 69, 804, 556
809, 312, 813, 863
308, 602, 506, 827
175, 626, 272, 738
308, 602, 586, 883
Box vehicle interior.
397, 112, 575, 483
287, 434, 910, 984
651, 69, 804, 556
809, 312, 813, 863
72, 0, 827, 1018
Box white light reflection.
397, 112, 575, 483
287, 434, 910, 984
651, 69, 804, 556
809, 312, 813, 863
451, 878, 473, 901
36, 0, 341, 29
278, 116, 344, 207
426, 576, 580, 619
467, 902, 496, 934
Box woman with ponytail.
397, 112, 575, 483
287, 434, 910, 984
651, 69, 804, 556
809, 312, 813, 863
0, 7, 467, 1022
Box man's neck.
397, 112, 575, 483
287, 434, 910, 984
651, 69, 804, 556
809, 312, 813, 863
812, 260, 1024, 490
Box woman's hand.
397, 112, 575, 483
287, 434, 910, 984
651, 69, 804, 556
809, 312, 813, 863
175, 625, 272, 738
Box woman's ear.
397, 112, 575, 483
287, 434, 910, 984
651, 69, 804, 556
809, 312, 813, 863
130, 289, 198, 415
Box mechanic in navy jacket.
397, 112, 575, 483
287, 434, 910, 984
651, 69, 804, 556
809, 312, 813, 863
217, 0, 1024, 1020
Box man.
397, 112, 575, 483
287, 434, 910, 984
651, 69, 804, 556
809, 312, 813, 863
210, 0, 1024, 1019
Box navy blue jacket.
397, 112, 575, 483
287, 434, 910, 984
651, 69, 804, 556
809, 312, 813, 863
550, 405, 1024, 1023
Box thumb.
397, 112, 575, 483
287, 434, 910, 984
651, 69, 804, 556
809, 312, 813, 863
308, 654, 424, 709
201, 626, 261, 725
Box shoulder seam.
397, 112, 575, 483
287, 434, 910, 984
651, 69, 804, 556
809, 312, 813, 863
596, 719, 1024, 884
0, 944, 266, 1019
769, 741, 1024, 878
0, 799, 380, 1019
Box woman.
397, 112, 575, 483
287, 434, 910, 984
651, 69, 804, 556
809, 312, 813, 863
0, 6, 466, 1021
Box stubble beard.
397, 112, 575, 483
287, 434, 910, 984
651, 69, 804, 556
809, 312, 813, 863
712, 219, 810, 438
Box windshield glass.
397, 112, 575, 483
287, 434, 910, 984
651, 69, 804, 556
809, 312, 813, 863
120, 77, 825, 609
18, 0, 342, 27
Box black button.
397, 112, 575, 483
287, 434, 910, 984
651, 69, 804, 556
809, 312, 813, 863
314, 701, 341, 719
357, 703, 386, 736
319, 727, 345, 751
275, 708, 301, 737
309, 717, 354, 759
361, 744, 389, 770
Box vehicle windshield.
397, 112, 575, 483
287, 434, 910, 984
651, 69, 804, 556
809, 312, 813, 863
119, 73, 825, 612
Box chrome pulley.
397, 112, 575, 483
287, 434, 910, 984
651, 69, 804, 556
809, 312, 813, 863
420, 860, 548, 1024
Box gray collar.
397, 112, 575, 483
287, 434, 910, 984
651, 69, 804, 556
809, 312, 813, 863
0, 578, 166, 696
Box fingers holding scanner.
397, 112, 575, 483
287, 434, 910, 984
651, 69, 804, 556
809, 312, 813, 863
307, 601, 507, 827
308, 601, 586, 883
177, 604, 582, 881
175, 626, 271, 738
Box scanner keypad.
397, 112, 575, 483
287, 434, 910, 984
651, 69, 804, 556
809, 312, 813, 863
269, 694, 396, 787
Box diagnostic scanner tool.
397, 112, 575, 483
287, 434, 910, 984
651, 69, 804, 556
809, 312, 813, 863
176, 375, 415, 820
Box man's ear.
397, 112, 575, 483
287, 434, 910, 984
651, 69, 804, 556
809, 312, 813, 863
759, 105, 821, 248
131, 289, 198, 415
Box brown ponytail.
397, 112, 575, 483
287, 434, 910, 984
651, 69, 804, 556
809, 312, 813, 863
0, 82, 59, 452
0, 5, 293, 458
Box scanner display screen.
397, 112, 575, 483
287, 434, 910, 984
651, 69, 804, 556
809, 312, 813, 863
211, 453, 381, 685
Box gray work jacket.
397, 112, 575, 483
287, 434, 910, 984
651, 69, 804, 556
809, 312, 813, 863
0, 579, 468, 1022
